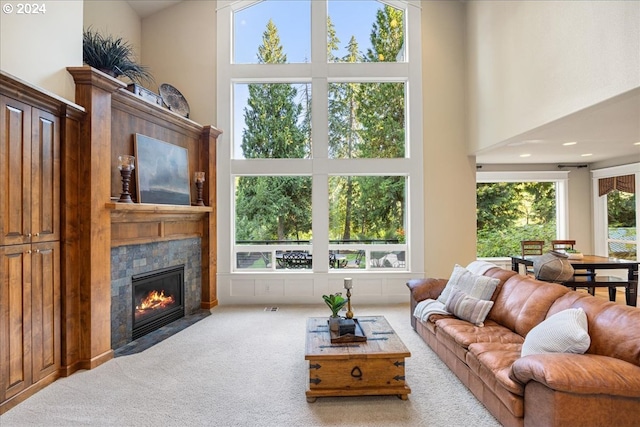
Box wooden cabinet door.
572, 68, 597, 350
0, 244, 32, 401
30, 241, 60, 382
0, 96, 32, 247
30, 109, 60, 244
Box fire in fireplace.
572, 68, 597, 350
131, 265, 185, 340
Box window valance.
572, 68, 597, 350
598, 174, 635, 196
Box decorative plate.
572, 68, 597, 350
159, 83, 190, 118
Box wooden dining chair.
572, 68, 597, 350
521, 240, 544, 275
551, 240, 576, 251
521, 240, 545, 257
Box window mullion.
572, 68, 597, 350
311, 1, 329, 270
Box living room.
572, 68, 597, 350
1, 0, 639, 425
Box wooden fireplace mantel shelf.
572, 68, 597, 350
105, 202, 213, 214
106, 202, 213, 247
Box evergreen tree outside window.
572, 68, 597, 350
218, 0, 423, 280
476, 171, 570, 259
606, 188, 637, 261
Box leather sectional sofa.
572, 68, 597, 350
407, 265, 640, 427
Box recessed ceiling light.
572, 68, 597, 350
634, 142, 640, 146
520, 153, 531, 158
563, 142, 577, 146
581, 153, 593, 157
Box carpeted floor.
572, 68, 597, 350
0, 303, 500, 427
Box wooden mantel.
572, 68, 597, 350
106, 202, 213, 247
66, 67, 221, 372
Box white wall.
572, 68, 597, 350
467, 1, 640, 153
566, 167, 593, 253
0, 0, 83, 101
422, 1, 477, 278
141, 1, 217, 125
84, 1, 141, 60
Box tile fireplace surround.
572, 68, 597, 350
110, 238, 202, 349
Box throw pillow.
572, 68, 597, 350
521, 308, 590, 357
437, 264, 500, 305
444, 290, 494, 327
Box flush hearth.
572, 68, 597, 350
132, 265, 185, 340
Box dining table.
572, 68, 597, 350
511, 254, 639, 306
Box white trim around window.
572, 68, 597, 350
216, 0, 424, 304
591, 163, 639, 258
476, 171, 570, 239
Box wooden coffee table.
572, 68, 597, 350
305, 315, 411, 402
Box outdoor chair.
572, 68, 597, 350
282, 251, 312, 269
346, 250, 365, 268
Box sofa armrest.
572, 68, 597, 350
406, 278, 448, 303
510, 353, 640, 397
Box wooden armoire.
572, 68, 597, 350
0, 71, 84, 412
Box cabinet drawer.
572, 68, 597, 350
309, 357, 406, 389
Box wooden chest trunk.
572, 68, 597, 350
305, 316, 411, 401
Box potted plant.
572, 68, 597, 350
564, 248, 584, 259
323, 293, 347, 332
82, 28, 154, 85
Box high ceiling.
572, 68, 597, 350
127, 0, 182, 18
125, 1, 639, 166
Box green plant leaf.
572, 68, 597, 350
83, 27, 154, 85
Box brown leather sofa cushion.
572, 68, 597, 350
467, 342, 525, 396
511, 353, 640, 397
488, 274, 570, 337
548, 292, 640, 367
406, 277, 448, 303
435, 318, 524, 349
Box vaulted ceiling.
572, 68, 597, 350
125, 0, 640, 166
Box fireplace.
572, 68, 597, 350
131, 265, 185, 340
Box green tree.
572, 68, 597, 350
349, 5, 405, 241
476, 182, 558, 257
476, 183, 521, 230
327, 16, 340, 62
357, 5, 404, 159
522, 182, 555, 224
236, 20, 311, 241
328, 34, 362, 240
608, 190, 636, 227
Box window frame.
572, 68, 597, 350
216, 0, 424, 301
476, 171, 570, 252
591, 163, 640, 259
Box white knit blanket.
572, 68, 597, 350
466, 260, 498, 275
413, 298, 450, 321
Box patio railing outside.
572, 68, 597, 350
234, 239, 406, 271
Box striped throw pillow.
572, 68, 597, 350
444, 290, 494, 327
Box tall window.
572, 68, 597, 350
592, 165, 639, 261
217, 0, 423, 277
476, 172, 569, 258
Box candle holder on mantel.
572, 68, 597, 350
194, 171, 205, 206
344, 277, 354, 319
117, 155, 135, 203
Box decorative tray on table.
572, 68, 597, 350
329, 318, 367, 344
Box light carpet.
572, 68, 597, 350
1, 303, 501, 427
